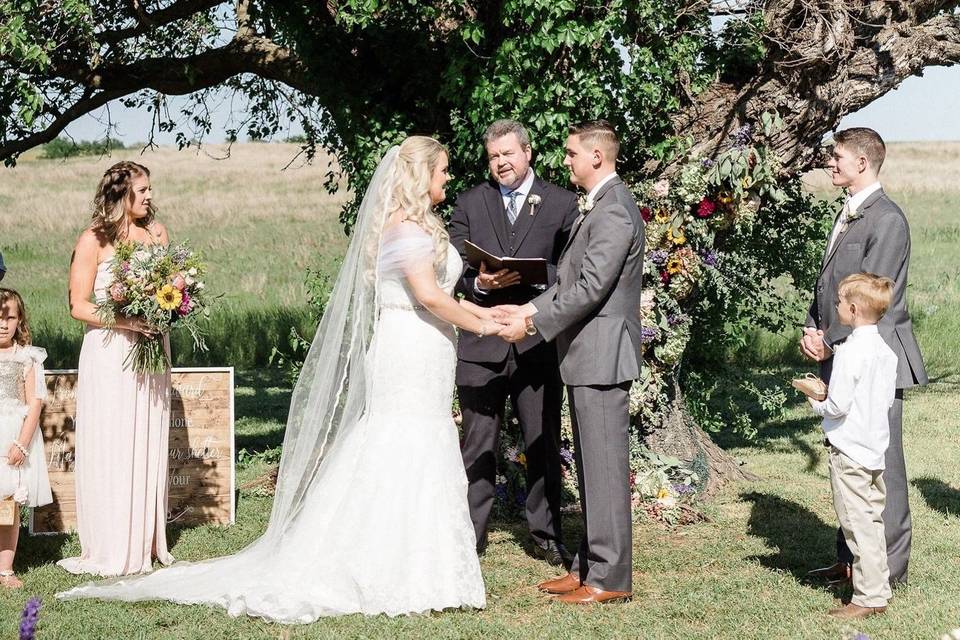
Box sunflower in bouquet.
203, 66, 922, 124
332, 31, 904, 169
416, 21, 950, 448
97, 241, 210, 373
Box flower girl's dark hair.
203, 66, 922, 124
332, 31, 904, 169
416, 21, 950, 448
0, 288, 31, 346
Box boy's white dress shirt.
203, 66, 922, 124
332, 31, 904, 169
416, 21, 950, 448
810, 324, 898, 470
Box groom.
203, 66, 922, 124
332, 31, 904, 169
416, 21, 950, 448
497, 120, 644, 604
802, 127, 927, 587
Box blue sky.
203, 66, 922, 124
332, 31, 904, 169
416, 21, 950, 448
64, 65, 960, 145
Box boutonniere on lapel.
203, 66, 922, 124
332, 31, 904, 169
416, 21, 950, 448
577, 194, 595, 214
527, 193, 542, 216
839, 208, 863, 234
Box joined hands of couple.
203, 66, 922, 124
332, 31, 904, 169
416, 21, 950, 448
474, 262, 535, 343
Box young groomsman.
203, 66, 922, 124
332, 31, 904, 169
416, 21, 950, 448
808, 273, 899, 619
448, 119, 579, 566
801, 127, 927, 587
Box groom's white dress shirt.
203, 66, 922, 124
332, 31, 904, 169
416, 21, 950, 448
810, 324, 898, 470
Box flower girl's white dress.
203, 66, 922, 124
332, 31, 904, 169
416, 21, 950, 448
0, 345, 52, 507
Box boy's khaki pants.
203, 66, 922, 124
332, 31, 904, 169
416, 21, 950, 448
829, 446, 892, 608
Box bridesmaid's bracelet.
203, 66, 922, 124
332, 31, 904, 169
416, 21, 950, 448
11, 441, 28, 458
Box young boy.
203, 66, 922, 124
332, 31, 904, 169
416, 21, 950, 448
809, 272, 899, 619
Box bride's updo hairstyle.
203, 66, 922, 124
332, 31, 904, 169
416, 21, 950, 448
91, 161, 155, 243
389, 136, 450, 273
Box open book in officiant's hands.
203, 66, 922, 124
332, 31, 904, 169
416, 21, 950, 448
464, 241, 548, 286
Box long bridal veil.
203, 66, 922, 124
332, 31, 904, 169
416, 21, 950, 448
57, 147, 402, 607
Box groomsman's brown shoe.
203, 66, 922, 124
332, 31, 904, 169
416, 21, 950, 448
807, 562, 851, 582
537, 572, 581, 594
555, 585, 632, 605
828, 603, 887, 619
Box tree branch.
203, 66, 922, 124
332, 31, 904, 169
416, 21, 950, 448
99, 0, 228, 44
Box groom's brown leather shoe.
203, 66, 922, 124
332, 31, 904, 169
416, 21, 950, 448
828, 603, 887, 619
807, 562, 851, 582
555, 584, 632, 605
537, 572, 581, 594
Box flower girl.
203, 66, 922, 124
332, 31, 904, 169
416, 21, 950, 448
0, 288, 53, 588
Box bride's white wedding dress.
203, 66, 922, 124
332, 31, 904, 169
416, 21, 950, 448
58, 188, 485, 621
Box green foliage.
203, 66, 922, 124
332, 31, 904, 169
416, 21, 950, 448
39, 136, 127, 159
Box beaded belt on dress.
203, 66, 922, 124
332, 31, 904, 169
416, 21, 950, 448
381, 302, 425, 311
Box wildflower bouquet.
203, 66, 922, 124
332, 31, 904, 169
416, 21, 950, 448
97, 241, 210, 373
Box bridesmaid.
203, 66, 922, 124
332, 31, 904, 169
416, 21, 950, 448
58, 161, 174, 576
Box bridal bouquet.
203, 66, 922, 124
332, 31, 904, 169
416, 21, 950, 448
97, 241, 210, 373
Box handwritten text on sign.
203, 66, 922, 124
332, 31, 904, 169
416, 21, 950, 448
30, 368, 235, 534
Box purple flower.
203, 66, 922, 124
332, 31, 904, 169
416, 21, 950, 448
171, 247, 190, 264
514, 489, 527, 507
641, 326, 658, 344
672, 483, 696, 495
702, 250, 718, 267
648, 250, 669, 267
701, 157, 715, 169
667, 313, 687, 327
731, 123, 753, 147
851, 634, 872, 640
495, 483, 508, 503
560, 447, 575, 466
19, 597, 41, 640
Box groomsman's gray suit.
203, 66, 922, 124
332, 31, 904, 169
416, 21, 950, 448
532, 175, 644, 592
806, 187, 927, 584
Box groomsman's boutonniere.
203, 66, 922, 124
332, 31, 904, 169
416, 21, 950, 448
839, 208, 863, 233
527, 193, 542, 216
577, 195, 595, 214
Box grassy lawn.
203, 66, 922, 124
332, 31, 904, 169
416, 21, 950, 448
0, 143, 958, 638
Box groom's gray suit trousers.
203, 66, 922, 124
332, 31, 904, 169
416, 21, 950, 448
567, 382, 632, 593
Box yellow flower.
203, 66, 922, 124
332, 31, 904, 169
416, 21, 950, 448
668, 228, 686, 246
657, 487, 669, 499
666, 255, 684, 275
517, 453, 527, 468
157, 284, 183, 311
655, 209, 670, 223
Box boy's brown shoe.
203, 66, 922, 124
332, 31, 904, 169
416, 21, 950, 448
828, 603, 887, 619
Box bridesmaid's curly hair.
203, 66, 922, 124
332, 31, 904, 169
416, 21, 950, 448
91, 161, 156, 242
0, 288, 32, 346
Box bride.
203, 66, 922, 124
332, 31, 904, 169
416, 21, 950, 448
57, 136, 504, 622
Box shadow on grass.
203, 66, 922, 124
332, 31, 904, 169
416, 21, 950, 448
488, 515, 583, 568
234, 369, 291, 452
741, 491, 836, 586
16, 531, 74, 574
912, 476, 960, 518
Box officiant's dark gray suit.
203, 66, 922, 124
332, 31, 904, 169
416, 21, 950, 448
531, 175, 644, 592
449, 174, 579, 554
807, 187, 927, 584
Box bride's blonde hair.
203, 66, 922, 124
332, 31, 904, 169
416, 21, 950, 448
391, 136, 450, 271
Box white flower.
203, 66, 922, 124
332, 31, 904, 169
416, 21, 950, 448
652, 179, 671, 198
577, 195, 595, 214
188, 267, 198, 276
133, 250, 150, 262
941, 629, 960, 640
527, 194, 542, 216
656, 495, 677, 508
13, 486, 28, 504
195, 282, 205, 290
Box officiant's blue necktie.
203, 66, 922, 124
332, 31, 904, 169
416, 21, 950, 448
507, 191, 521, 225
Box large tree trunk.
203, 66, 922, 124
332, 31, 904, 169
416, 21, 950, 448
644, 383, 758, 497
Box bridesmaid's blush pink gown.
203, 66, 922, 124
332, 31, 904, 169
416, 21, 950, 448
58, 259, 174, 576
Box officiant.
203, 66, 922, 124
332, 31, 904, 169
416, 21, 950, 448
449, 119, 579, 566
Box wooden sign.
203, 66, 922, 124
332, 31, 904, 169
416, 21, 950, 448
29, 368, 235, 534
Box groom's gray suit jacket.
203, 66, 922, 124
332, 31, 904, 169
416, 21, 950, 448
806, 188, 927, 389
532, 176, 644, 385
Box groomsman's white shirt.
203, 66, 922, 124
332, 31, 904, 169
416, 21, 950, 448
828, 181, 882, 254
810, 324, 898, 470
